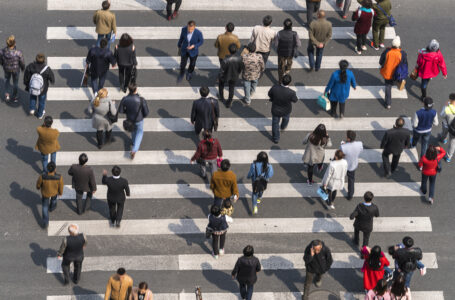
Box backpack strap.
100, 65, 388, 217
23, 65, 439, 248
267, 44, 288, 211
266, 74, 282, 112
40, 65, 49, 75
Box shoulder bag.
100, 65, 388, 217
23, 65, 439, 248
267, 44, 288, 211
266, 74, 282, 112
252, 163, 268, 194
317, 93, 331, 111
123, 97, 143, 132
377, 4, 396, 27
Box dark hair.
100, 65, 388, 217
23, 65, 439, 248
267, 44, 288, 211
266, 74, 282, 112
388, 246, 396, 256
449, 93, 455, 101
44, 116, 53, 127
373, 279, 388, 296
223, 199, 232, 208
364, 191, 374, 202
402, 236, 414, 248
138, 281, 148, 289
112, 165, 121, 176
79, 153, 88, 166
395, 117, 405, 128
425, 145, 438, 161
263, 15, 273, 26
226, 22, 235, 33
100, 38, 108, 48
36, 53, 45, 64
283, 18, 292, 30
339, 60, 349, 83
334, 149, 345, 160
228, 43, 238, 54
243, 245, 254, 257
256, 151, 269, 174
246, 42, 256, 53
119, 33, 133, 47
102, 0, 110, 10
368, 246, 382, 271
282, 74, 292, 86
188, 20, 196, 26
346, 130, 356, 141
312, 240, 322, 247
220, 159, 231, 171
117, 268, 126, 275
47, 161, 56, 173
203, 130, 214, 153
309, 124, 328, 146
128, 83, 137, 94
200, 86, 210, 97
210, 204, 221, 216
390, 273, 407, 297
362, 0, 373, 8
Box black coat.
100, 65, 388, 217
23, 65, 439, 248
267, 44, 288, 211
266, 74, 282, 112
86, 46, 116, 77
380, 127, 410, 155
118, 94, 150, 122
220, 54, 244, 82
350, 203, 379, 232
191, 97, 219, 133
394, 247, 423, 272
303, 241, 333, 274
231, 255, 261, 285
102, 175, 130, 203
68, 164, 97, 193
268, 84, 298, 117
23, 62, 55, 95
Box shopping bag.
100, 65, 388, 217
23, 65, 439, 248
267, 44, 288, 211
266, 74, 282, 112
317, 93, 331, 111
317, 186, 329, 201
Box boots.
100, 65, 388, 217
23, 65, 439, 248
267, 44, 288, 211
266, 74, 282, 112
96, 130, 104, 149
105, 130, 112, 144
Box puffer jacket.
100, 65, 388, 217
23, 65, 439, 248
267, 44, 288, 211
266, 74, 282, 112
0, 47, 25, 73
417, 49, 447, 79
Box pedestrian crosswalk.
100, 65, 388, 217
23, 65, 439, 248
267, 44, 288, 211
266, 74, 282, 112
41, 0, 444, 299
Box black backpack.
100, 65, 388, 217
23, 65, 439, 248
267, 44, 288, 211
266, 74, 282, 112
398, 247, 422, 273
252, 163, 268, 194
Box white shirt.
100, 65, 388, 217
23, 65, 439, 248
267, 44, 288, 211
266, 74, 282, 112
187, 31, 194, 44
341, 141, 363, 171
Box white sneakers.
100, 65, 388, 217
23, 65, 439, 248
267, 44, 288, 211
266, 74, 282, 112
420, 267, 427, 276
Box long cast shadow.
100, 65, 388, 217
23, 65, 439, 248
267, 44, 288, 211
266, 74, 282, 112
10, 182, 43, 227
6, 138, 42, 173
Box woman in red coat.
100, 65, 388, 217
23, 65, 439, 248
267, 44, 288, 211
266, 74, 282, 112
352, 0, 374, 54
361, 245, 390, 291
418, 145, 446, 204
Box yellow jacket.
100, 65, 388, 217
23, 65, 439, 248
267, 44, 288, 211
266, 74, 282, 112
105, 274, 133, 300
93, 9, 117, 35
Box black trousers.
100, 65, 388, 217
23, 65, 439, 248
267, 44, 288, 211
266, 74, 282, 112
256, 51, 270, 65
96, 130, 112, 147
382, 151, 401, 175
330, 101, 345, 116
108, 200, 124, 224
118, 65, 134, 91
307, 163, 323, 182
166, 0, 182, 17
61, 258, 83, 283
354, 228, 371, 247
305, 0, 321, 25
327, 189, 337, 205
219, 80, 236, 101
180, 53, 198, 74
212, 232, 226, 255
356, 34, 367, 50
75, 191, 93, 215
346, 170, 355, 199
303, 271, 322, 300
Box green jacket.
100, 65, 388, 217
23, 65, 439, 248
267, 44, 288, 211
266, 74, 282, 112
373, 0, 392, 21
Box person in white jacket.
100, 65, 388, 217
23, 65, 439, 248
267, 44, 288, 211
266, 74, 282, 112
322, 149, 348, 209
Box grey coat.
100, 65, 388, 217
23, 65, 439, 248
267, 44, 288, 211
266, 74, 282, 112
88, 97, 117, 131
302, 133, 332, 165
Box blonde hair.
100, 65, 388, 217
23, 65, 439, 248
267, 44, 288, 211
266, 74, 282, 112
93, 88, 108, 107
6, 35, 15, 48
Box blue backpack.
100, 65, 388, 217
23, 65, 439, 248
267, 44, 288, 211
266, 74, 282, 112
394, 51, 408, 81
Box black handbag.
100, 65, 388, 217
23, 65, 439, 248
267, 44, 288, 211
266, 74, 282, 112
123, 97, 143, 132
105, 102, 118, 124
205, 226, 213, 238
252, 163, 268, 194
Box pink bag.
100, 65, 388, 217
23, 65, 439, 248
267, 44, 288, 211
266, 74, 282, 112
217, 157, 223, 168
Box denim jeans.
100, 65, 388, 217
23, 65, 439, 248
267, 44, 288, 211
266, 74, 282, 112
96, 33, 112, 49
41, 152, 57, 173
385, 79, 394, 106
421, 174, 436, 198
42, 196, 57, 226
307, 43, 324, 70
200, 159, 217, 178
131, 120, 144, 153
272, 114, 290, 143
239, 282, 254, 300
90, 72, 108, 94
29, 94, 47, 117
251, 188, 264, 210
346, 170, 355, 199
243, 79, 258, 103
4, 71, 20, 98
421, 78, 431, 98
412, 130, 431, 157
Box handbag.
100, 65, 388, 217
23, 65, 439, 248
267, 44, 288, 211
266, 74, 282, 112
410, 67, 418, 80
317, 93, 331, 111
105, 102, 118, 124
217, 157, 223, 168
123, 97, 143, 132
210, 98, 218, 132
205, 226, 213, 238
376, 3, 396, 26
317, 186, 329, 201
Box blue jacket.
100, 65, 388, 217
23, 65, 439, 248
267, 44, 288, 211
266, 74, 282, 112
324, 69, 357, 103
247, 162, 274, 182
414, 108, 437, 133
177, 27, 204, 57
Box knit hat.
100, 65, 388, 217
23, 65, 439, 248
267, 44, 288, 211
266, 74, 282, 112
392, 36, 401, 48
424, 97, 434, 107
428, 39, 439, 52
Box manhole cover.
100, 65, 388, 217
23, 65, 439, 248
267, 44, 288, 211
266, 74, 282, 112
308, 289, 341, 300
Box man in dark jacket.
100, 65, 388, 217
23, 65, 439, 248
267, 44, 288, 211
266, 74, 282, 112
68, 153, 97, 215
231, 245, 261, 300
24, 53, 55, 119
350, 191, 379, 247
86, 38, 116, 94
177, 20, 204, 82
191, 86, 219, 136
36, 162, 64, 228
380, 117, 411, 177
0, 35, 25, 102
57, 224, 87, 285
118, 84, 150, 159
102, 166, 130, 227
274, 18, 300, 83
303, 240, 333, 300
268, 74, 298, 144
411, 97, 438, 158
391, 236, 425, 288
219, 43, 244, 108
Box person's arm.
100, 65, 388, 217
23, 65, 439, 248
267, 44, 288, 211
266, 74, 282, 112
322, 23, 332, 45
210, 175, 215, 191
374, 206, 379, 217
404, 133, 411, 149
433, 113, 439, 126
273, 32, 279, 49
294, 32, 301, 48
436, 147, 446, 160
325, 73, 336, 94
124, 179, 131, 197
231, 259, 240, 278
379, 49, 388, 67
68, 166, 73, 176
19, 51, 25, 71
57, 237, 67, 257
303, 246, 314, 264
266, 164, 274, 179
325, 247, 333, 269
102, 174, 108, 185
112, 13, 117, 35
216, 140, 223, 157
36, 175, 43, 190
104, 278, 112, 300
48, 68, 55, 85
291, 91, 298, 103
214, 101, 220, 118
438, 52, 448, 77
89, 170, 97, 192
177, 28, 184, 48
93, 11, 97, 25
214, 36, 220, 49
380, 132, 388, 149
246, 163, 255, 179
322, 164, 334, 188
191, 142, 203, 162
235, 37, 241, 50
259, 56, 265, 73
58, 176, 64, 196
190, 101, 197, 124
267, 86, 274, 101
23, 65, 30, 87
308, 24, 318, 46
412, 112, 419, 128
232, 175, 239, 198
256, 258, 262, 272
350, 71, 357, 89
142, 99, 150, 117
349, 205, 358, 220
194, 30, 204, 48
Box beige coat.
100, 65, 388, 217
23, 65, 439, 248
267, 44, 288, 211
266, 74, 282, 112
250, 25, 276, 53
322, 159, 348, 191
93, 9, 117, 35
35, 126, 61, 155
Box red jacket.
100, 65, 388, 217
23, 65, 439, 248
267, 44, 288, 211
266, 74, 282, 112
191, 138, 222, 161
418, 148, 446, 176
361, 246, 390, 291
353, 7, 374, 35
417, 49, 447, 79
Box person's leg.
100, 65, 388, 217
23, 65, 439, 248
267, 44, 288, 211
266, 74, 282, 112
239, 282, 247, 299
382, 151, 391, 175
251, 79, 258, 95
41, 153, 49, 173
179, 53, 189, 75
84, 192, 93, 212
199, 160, 208, 179
411, 129, 420, 148
372, 20, 380, 48
421, 132, 431, 158
49, 195, 58, 212
91, 76, 99, 94
118, 65, 125, 90
356, 34, 362, 51
441, 125, 449, 142
420, 174, 428, 194
307, 164, 314, 182
11, 72, 20, 99
330, 101, 338, 117
378, 21, 387, 45
174, 0, 182, 11
303, 270, 315, 300
166, 0, 172, 17
212, 234, 220, 255
353, 227, 360, 245
246, 283, 254, 300
219, 232, 226, 251
98, 72, 107, 90
278, 56, 285, 83
447, 135, 455, 159
281, 114, 290, 130
385, 79, 393, 107
391, 153, 401, 173
96, 130, 104, 148
105, 130, 112, 144
29, 94, 37, 114
339, 102, 345, 116
362, 230, 371, 247
96, 34, 104, 47
285, 57, 293, 76
188, 55, 198, 74
218, 79, 225, 101
315, 47, 324, 70
428, 175, 436, 199
361, 34, 367, 48
262, 52, 270, 65
4, 71, 12, 98
37, 94, 47, 117
421, 78, 430, 99
75, 191, 84, 215
227, 80, 235, 101
271, 115, 280, 143
404, 271, 414, 288
214, 197, 223, 208
50, 152, 56, 165
61, 259, 71, 283
73, 260, 82, 283
108, 200, 116, 224
307, 43, 315, 69
347, 170, 355, 199
329, 190, 337, 205
41, 197, 50, 227
132, 120, 144, 153
343, 0, 352, 17
116, 201, 124, 224
252, 190, 258, 211
243, 80, 251, 103
306, 0, 314, 25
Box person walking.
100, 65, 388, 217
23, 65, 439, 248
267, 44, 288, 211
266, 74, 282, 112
350, 191, 379, 247
241, 43, 265, 105
411, 97, 438, 157
57, 224, 87, 285
208, 204, 233, 259
380, 117, 410, 177
321, 149, 348, 209
191, 130, 223, 180
191, 86, 219, 136
307, 11, 332, 72
210, 159, 239, 208
392, 236, 424, 288
36, 162, 64, 228
379, 36, 406, 109
102, 166, 130, 227
418, 145, 445, 205
114, 33, 137, 93
324, 60, 357, 118
416, 39, 448, 100
268, 74, 298, 143
35, 116, 60, 173
247, 151, 274, 214
249, 15, 276, 65
352, 0, 375, 54
439, 93, 455, 146
306, 0, 322, 25
88, 88, 117, 149
68, 153, 97, 215
361, 245, 390, 291
24, 53, 55, 118
86, 38, 116, 94
274, 18, 301, 84
341, 130, 363, 200
302, 240, 333, 300
118, 84, 150, 159
371, 0, 391, 50
0, 35, 25, 102
390, 273, 412, 300
302, 124, 332, 185
166, 0, 182, 21
93, 0, 117, 48
365, 279, 392, 300
215, 22, 240, 64
336, 0, 353, 19
177, 20, 204, 82
218, 44, 244, 108
130, 282, 153, 300
231, 245, 262, 300
104, 268, 134, 300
